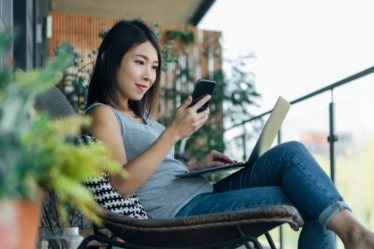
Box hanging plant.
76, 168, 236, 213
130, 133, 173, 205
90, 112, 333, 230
166, 29, 195, 55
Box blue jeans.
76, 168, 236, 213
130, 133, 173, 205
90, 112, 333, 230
175, 141, 351, 249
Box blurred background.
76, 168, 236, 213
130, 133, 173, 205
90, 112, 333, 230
199, 1, 374, 248
1, 0, 373, 248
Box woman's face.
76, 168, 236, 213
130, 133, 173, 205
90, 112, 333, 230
115, 41, 159, 104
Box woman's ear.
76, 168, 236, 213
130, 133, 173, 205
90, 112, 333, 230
101, 51, 106, 61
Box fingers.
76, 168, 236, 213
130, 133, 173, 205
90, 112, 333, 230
180, 95, 193, 109
188, 95, 211, 112
193, 108, 210, 129
210, 150, 235, 164
209, 161, 226, 167
195, 107, 209, 120
170, 95, 211, 140
184, 97, 210, 128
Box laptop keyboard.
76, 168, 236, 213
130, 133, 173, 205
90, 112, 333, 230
225, 161, 246, 167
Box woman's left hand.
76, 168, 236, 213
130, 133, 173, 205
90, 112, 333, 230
187, 150, 237, 172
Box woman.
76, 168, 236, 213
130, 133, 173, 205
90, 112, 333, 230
85, 20, 374, 249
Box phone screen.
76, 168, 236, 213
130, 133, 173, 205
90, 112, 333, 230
188, 79, 216, 113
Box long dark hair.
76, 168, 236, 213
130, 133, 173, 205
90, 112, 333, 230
86, 20, 162, 118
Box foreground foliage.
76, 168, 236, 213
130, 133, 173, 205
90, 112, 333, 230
0, 35, 124, 224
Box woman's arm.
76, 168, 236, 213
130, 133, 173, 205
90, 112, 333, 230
86, 95, 211, 198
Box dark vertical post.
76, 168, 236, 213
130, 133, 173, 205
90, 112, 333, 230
277, 130, 284, 249
242, 128, 247, 161
328, 91, 337, 183
328, 90, 338, 244
277, 130, 282, 144
13, 0, 34, 70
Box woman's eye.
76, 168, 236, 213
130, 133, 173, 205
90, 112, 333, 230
153, 65, 158, 70
136, 60, 144, 65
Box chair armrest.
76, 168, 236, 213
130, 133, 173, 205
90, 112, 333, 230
99, 205, 304, 247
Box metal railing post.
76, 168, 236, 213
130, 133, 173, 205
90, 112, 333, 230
277, 130, 284, 249
242, 128, 247, 161
328, 91, 338, 183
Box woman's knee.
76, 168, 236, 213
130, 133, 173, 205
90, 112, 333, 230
256, 141, 314, 172
271, 141, 315, 164
275, 141, 308, 154
274, 141, 321, 172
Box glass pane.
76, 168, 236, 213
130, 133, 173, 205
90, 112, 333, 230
334, 90, 374, 249
277, 106, 330, 248
223, 79, 374, 248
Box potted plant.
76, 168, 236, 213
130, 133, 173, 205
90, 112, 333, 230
0, 35, 124, 249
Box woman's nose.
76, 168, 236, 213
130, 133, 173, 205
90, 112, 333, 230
143, 66, 155, 82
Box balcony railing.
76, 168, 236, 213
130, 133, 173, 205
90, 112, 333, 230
224, 65, 374, 249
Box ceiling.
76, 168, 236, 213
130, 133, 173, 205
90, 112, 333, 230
50, 0, 215, 25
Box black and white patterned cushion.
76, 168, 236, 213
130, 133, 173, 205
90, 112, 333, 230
74, 134, 148, 219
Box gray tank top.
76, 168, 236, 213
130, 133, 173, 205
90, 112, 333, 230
86, 103, 213, 218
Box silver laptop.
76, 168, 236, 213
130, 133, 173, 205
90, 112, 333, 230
175, 96, 291, 178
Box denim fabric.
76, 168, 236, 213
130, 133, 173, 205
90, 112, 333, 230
175, 141, 351, 249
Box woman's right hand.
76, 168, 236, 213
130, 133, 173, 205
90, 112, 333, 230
167, 95, 211, 141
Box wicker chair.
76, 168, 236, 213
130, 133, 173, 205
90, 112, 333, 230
79, 205, 303, 249
35, 87, 305, 249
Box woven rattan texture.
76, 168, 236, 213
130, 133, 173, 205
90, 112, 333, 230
100, 205, 304, 247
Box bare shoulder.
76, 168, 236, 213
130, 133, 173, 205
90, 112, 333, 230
86, 104, 116, 122
85, 104, 127, 165
84, 105, 120, 138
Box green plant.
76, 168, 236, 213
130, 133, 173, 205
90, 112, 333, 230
166, 25, 195, 55
160, 30, 261, 161
54, 41, 93, 114
181, 58, 261, 161
218, 55, 262, 126
0, 35, 125, 224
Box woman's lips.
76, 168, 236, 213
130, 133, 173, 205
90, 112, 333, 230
136, 84, 148, 92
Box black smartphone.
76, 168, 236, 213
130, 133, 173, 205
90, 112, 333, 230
188, 79, 216, 113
